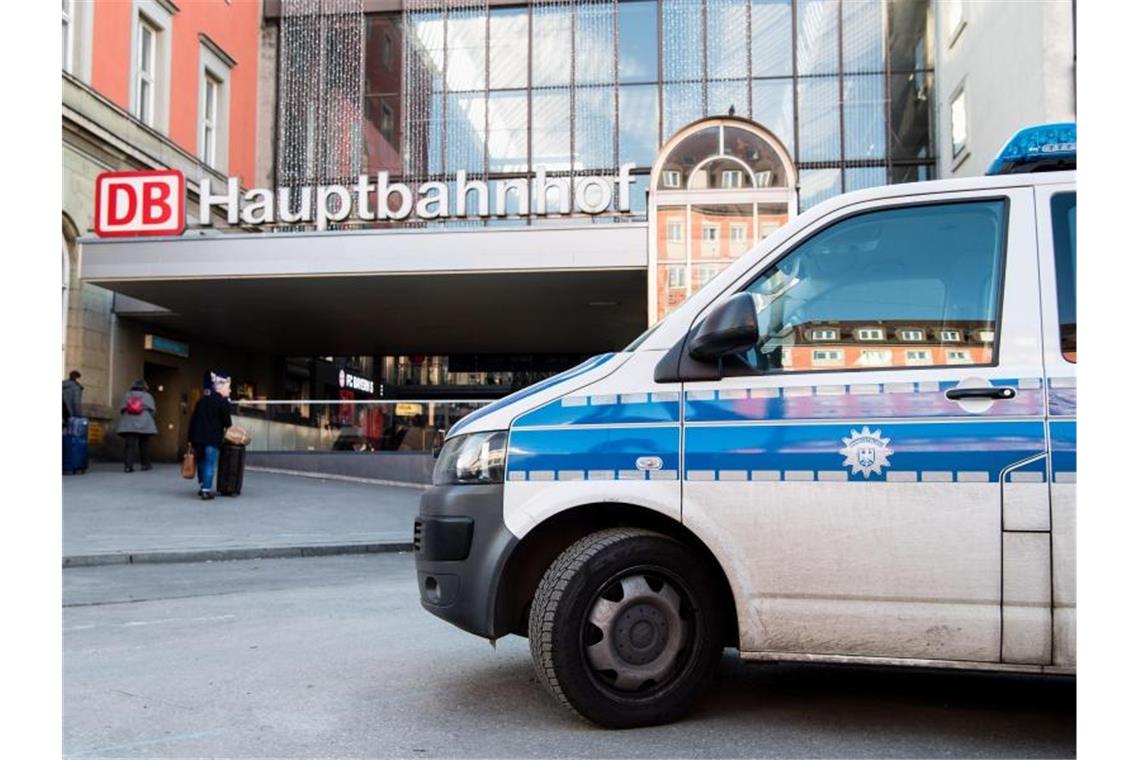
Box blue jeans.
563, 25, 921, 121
197, 445, 220, 492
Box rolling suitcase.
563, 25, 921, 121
217, 442, 246, 496
63, 417, 89, 475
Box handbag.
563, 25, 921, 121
224, 425, 251, 446
180, 446, 196, 479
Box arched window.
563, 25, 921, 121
649, 117, 797, 321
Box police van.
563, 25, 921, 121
414, 124, 1077, 728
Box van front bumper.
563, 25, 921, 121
413, 483, 518, 639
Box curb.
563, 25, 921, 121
244, 466, 431, 490
63, 540, 413, 568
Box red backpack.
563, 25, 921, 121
126, 395, 144, 415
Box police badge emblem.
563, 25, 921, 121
839, 426, 894, 478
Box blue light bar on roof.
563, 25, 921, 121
986, 122, 1076, 175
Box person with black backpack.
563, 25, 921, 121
117, 379, 157, 472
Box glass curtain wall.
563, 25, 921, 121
277, 1, 934, 225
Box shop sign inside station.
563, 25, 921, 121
338, 369, 375, 395
94, 165, 637, 236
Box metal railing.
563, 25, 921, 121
230, 399, 492, 453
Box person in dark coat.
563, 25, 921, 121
62, 370, 84, 418
117, 379, 158, 472
188, 371, 233, 500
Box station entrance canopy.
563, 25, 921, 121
79, 223, 649, 356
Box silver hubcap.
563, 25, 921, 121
585, 573, 688, 692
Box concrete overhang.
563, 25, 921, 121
79, 223, 651, 356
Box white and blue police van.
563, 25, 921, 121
414, 124, 1076, 728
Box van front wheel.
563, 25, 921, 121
528, 528, 724, 728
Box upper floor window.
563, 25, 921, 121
898, 329, 924, 341
1051, 191, 1076, 362
701, 224, 719, 241
905, 349, 932, 366
199, 38, 234, 172
62, 0, 74, 72
733, 200, 1007, 375
940, 329, 962, 342
811, 328, 838, 341
382, 32, 393, 70
200, 74, 221, 166
950, 86, 968, 160
661, 170, 682, 189
135, 18, 158, 125
666, 220, 683, 242
720, 170, 745, 189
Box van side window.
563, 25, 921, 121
1051, 192, 1076, 362
736, 200, 1007, 375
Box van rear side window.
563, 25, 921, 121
1051, 192, 1076, 362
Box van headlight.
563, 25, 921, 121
433, 431, 508, 486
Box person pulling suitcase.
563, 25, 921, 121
187, 371, 233, 500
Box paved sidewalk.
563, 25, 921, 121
63, 462, 421, 566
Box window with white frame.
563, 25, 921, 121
666, 219, 683, 241
812, 350, 843, 367
666, 266, 685, 289
661, 170, 682, 188
701, 224, 719, 241
940, 329, 962, 342
200, 73, 221, 166
898, 329, 924, 341
811, 328, 838, 341
695, 265, 719, 287
856, 327, 885, 341
904, 349, 932, 366
729, 223, 748, 242
857, 349, 893, 367
62, 0, 74, 72
946, 350, 972, 364
975, 328, 995, 343
950, 86, 968, 159
135, 17, 158, 125
720, 170, 744, 189
199, 40, 234, 174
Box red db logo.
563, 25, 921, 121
95, 170, 185, 237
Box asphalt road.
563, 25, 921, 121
63, 554, 1075, 758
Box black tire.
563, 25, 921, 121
528, 528, 724, 728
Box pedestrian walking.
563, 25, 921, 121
117, 379, 157, 472
188, 371, 233, 500
62, 370, 84, 418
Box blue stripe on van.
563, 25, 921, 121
507, 426, 680, 480
683, 420, 1045, 483
513, 392, 681, 428
684, 379, 1044, 423
1049, 419, 1076, 477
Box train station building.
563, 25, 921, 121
61, 0, 1072, 466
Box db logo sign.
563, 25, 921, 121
95, 170, 185, 237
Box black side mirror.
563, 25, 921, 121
688, 293, 760, 362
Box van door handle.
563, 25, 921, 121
945, 386, 1017, 401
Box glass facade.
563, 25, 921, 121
278, 0, 935, 222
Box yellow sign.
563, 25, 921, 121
87, 422, 104, 445
395, 403, 423, 417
